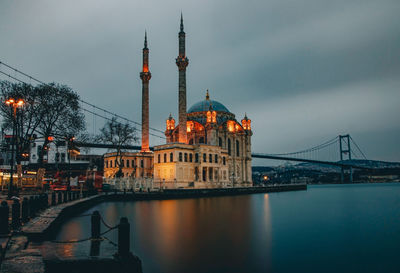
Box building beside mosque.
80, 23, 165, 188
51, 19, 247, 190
104, 15, 253, 188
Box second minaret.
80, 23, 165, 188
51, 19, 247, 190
175, 14, 189, 144
140, 32, 151, 152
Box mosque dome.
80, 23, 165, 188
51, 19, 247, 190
187, 90, 230, 114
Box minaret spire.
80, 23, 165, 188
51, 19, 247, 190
140, 31, 151, 152
176, 13, 189, 143
180, 12, 184, 32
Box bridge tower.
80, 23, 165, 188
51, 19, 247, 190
339, 134, 353, 183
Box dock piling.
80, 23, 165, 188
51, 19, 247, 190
118, 217, 130, 258
21, 197, 29, 223
0, 201, 9, 234
11, 199, 20, 230
91, 211, 101, 239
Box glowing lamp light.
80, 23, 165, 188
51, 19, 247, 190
228, 121, 235, 132
47, 136, 54, 141
17, 99, 25, 106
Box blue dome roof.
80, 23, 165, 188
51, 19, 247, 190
188, 99, 230, 113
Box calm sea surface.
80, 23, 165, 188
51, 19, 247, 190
56, 183, 400, 273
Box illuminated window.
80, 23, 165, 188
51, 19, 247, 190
179, 152, 183, 162
170, 152, 173, 162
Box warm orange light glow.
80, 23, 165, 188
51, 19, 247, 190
166, 117, 175, 130
241, 118, 251, 130
186, 121, 194, 132
47, 136, 54, 141
227, 120, 235, 132
212, 111, 217, 123
207, 111, 212, 123
143, 65, 149, 72
17, 99, 25, 106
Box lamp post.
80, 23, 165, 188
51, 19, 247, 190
66, 135, 75, 192
5, 98, 25, 199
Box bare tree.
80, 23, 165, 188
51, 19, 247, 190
0, 80, 86, 165
1, 81, 44, 163
96, 117, 137, 177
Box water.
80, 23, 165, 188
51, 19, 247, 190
55, 183, 400, 273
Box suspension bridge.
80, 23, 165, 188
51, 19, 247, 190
0, 60, 371, 183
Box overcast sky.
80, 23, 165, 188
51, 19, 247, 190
1, 0, 399, 164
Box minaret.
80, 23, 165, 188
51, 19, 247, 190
176, 13, 189, 143
140, 31, 151, 152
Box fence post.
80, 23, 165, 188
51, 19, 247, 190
58, 191, 62, 204
11, 199, 20, 230
34, 195, 40, 212
21, 197, 29, 223
91, 211, 101, 239
0, 201, 9, 234
29, 196, 35, 218
51, 191, 56, 206
118, 217, 130, 257
42, 193, 48, 208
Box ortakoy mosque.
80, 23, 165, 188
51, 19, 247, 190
104, 16, 253, 188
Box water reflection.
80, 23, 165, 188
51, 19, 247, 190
55, 184, 400, 273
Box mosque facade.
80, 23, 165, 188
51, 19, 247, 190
104, 15, 253, 188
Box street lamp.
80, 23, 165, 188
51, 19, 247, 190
5, 98, 25, 199
66, 135, 75, 191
